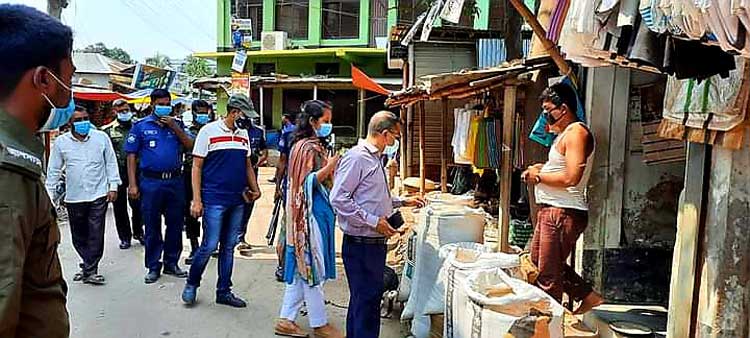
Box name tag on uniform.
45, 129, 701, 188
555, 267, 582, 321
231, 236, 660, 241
149, 140, 157, 148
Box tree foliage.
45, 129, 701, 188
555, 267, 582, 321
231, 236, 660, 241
145, 52, 171, 69
184, 55, 213, 78
80, 42, 133, 64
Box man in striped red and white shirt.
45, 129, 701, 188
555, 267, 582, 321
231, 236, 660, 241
181, 94, 261, 308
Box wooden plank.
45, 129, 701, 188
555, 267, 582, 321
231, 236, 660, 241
441, 98, 448, 193
419, 101, 426, 195
667, 142, 709, 338
498, 86, 516, 253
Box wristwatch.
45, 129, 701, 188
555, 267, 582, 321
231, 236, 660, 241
535, 173, 542, 184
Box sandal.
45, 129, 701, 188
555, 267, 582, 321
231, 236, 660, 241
83, 274, 106, 285
274, 320, 309, 337
73, 272, 85, 282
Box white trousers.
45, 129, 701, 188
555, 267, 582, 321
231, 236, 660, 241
279, 276, 328, 328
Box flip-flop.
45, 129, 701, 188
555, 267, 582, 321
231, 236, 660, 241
83, 274, 106, 285
73, 272, 84, 282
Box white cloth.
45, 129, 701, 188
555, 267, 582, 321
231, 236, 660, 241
45, 130, 121, 204
279, 276, 328, 328
191, 119, 252, 157
534, 123, 594, 211
451, 108, 472, 164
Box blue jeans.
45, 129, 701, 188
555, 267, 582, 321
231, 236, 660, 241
342, 235, 386, 338
140, 176, 185, 272
186, 203, 245, 295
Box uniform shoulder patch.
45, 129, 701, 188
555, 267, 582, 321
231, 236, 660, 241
0, 143, 42, 178
127, 134, 137, 144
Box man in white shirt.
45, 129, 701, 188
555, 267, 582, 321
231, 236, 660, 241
46, 107, 121, 285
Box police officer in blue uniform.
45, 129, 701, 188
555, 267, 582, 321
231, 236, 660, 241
125, 89, 194, 284
237, 119, 267, 249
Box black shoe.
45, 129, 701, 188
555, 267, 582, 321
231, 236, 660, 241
185, 252, 195, 265
275, 266, 284, 282
133, 235, 145, 246
210, 250, 220, 258
182, 284, 198, 305
216, 292, 247, 308
119, 241, 131, 250
144, 270, 161, 284
237, 241, 252, 250
163, 265, 188, 278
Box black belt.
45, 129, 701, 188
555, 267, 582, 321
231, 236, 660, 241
344, 234, 386, 245
142, 169, 182, 180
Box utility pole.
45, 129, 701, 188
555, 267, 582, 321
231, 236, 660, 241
47, 0, 69, 19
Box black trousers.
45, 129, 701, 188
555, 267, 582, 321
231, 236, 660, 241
113, 167, 143, 242
183, 171, 200, 240
66, 196, 108, 276
237, 166, 259, 242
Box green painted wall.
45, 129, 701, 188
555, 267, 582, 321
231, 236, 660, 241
272, 88, 283, 128
475, 0, 490, 30
216, 57, 233, 115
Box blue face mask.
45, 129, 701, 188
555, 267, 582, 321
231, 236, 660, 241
194, 114, 209, 125
40, 71, 75, 131
316, 123, 333, 138
117, 111, 133, 122
73, 121, 91, 136
154, 105, 172, 117
384, 139, 400, 156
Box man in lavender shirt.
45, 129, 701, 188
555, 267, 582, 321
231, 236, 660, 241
330, 111, 425, 338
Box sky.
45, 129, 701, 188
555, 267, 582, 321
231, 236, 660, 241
7, 0, 217, 62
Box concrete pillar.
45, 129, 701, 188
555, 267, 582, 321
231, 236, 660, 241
694, 129, 750, 337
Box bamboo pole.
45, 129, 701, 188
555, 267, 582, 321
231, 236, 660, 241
508, 0, 577, 87
419, 101, 426, 196
499, 86, 517, 253
441, 98, 448, 193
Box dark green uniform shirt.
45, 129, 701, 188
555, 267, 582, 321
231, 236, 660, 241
103, 121, 133, 169
0, 110, 69, 337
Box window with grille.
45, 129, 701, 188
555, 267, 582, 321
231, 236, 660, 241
231, 0, 263, 41
276, 0, 310, 39
322, 0, 360, 39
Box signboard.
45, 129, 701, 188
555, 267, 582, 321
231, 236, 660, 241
230, 73, 250, 96
440, 0, 466, 24
420, 0, 444, 42
232, 50, 247, 73
130, 63, 176, 90
231, 18, 253, 49
170, 73, 190, 95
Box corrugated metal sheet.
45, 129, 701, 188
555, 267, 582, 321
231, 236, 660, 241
477, 38, 506, 69
413, 43, 477, 78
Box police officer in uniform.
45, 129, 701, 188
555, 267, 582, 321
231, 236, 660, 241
184, 99, 212, 264
103, 99, 144, 249
125, 89, 194, 284
0, 4, 71, 336
237, 117, 267, 249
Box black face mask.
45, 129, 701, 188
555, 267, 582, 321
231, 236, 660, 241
235, 116, 252, 129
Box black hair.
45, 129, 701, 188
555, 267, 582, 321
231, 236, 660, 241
292, 100, 330, 145
539, 82, 578, 115
74, 105, 88, 114
150, 89, 171, 103
191, 99, 210, 114
0, 4, 74, 99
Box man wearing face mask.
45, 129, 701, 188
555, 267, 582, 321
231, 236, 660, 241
521, 83, 602, 314
330, 111, 425, 338
183, 99, 212, 265
46, 107, 121, 286
0, 5, 72, 336
125, 89, 195, 284
104, 99, 144, 249
182, 94, 261, 308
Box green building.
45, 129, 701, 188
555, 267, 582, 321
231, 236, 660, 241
198, 0, 497, 135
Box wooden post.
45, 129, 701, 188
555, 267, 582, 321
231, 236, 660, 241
498, 86, 516, 253
259, 86, 265, 126
667, 142, 710, 338
508, 0, 577, 86
400, 106, 408, 187
357, 89, 366, 138
441, 98, 448, 193
419, 101, 426, 195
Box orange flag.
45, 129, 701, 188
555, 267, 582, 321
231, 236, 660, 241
352, 65, 391, 96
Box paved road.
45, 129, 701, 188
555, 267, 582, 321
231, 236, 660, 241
60, 167, 403, 338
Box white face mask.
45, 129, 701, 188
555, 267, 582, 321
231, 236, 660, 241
384, 139, 399, 156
